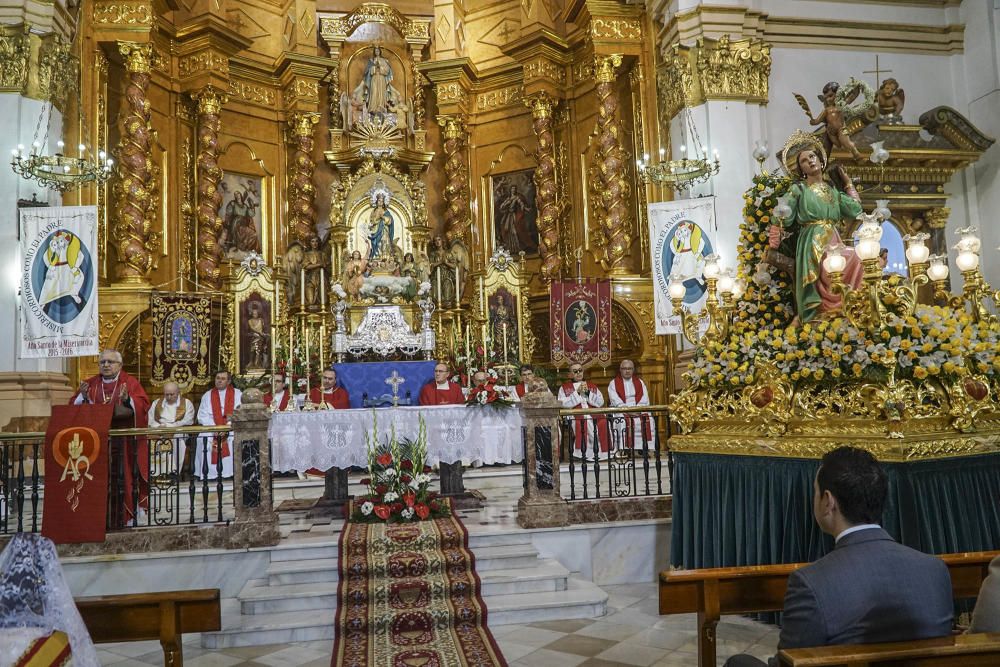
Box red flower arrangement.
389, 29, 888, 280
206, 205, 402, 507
465, 375, 515, 410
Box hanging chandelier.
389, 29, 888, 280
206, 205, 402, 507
638, 107, 720, 191
9, 29, 113, 192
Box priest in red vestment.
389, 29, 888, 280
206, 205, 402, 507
418, 362, 465, 405
71, 349, 150, 527
513, 364, 536, 399
309, 368, 351, 409
557, 363, 609, 459
196, 370, 242, 479
264, 373, 292, 411
607, 359, 654, 449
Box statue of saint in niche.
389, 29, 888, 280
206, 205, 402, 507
367, 193, 396, 260
345, 46, 408, 131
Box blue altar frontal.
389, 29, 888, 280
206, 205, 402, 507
332, 361, 437, 408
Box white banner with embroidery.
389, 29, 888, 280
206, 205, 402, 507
19, 206, 100, 359
648, 197, 718, 335
269, 405, 524, 470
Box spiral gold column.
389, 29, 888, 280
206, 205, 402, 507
287, 112, 320, 247
592, 54, 631, 272
112, 42, 157, 282
194, 86, 226, 290
438, 115, 471, 244
527, 93, 561, 281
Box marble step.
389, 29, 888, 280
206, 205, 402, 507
484, 578, 609, 626
478, 560, 569, 595
267, 557, 339, 585
200, 608, 337, 648
239, 579, 338, 615
469, 543, 541, 571
268, 538, 339, 562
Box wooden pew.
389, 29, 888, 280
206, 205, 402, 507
778, 632, 1000, 666
658, 550, 997, 667
75, 589, 221, 666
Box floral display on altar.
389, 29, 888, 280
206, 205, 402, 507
686, 172, 1000, 391
465, 372, 516, 409
352, 415, 450, 523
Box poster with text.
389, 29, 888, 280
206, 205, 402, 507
648, 197, 717, 335
20, 206, 99, 358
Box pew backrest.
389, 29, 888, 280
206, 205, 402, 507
777, 632, 1000, 666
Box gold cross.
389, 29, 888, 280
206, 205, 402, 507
863, 55, 893, 89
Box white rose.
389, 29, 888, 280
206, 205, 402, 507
401, 507, 414, 519
383, 491, 399, 502
361, 501, 374, 516
383, 468, 397, 478
477, 392, 488, 405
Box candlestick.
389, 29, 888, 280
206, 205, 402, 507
288, 321, 295, 399
320, 268, 326, 308
436, 268, 442, 306
502, 321, 509, 385
454, 264, 461, 304
300, 268, 306, 308
479, 276, 485, 319
319, 320, 326, 385
305, 321, 311, 399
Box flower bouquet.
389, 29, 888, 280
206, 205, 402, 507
465, 374, 515, 410
351, 413, 450, 523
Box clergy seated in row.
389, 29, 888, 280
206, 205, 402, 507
195, 370, 242, 480
310, 368, 350, 409
607, 359, 654, 450
72, 348, 151, 527
264, 373, 292, 411
147, 381, 195, 478
513, 364, 535, 399
558, 363, 609, 460
418, 362, 465, 405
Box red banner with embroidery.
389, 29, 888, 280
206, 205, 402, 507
550, 280, 611, 367
150, 292, 213, 391
42, 404, 112, 544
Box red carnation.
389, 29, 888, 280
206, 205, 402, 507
429, 500, 439, 511
377, 453, 392, 466
401, 474, 412, 484
373, 504, 390, 520
401, 460, 413, 471
414, 503, 430, 520
391, 502, 404, 512
403, 492, 416, 508
375, 484, 388, 495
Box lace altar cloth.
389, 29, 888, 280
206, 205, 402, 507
269, 405, 524, 471
0, 534, 99, 667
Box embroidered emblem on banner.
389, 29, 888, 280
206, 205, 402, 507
52, 426, 102, 512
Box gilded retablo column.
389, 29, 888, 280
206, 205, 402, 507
194, 87, 226, 289
287, 112, 320, 247
438, 115, 471, 244
592, 55, 631, 271
527, 94, 561, 280
112, 42, 158, 282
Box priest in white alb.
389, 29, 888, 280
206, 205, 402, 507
607, 359, 654, 450
557, 363, 609, 459
147, 381, 195, 475
195, 370, 242, 479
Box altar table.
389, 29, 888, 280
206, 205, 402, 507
269, 405, 524, 472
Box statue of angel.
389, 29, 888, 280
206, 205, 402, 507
793, 79, 871, 161
875, 78, 905, 123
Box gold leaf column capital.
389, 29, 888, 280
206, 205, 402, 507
525, 92, 562, 281
112, 39, 158, 283
287, 111, 320, 247
194, 86, 225, 289
591, 53, 632, 272
436, 114, 471, 245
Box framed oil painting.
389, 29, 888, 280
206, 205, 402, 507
491, 169, 539, 257
217, 172, 264, 261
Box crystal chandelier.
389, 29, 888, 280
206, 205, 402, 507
10, 30, 112, 192
638, 107, 720, 191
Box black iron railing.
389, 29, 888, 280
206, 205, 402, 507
0, 425, 236, 534
558, 405, 672, 501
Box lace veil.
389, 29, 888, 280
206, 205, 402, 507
0, 534, 99, 667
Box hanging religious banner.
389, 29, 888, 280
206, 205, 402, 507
42, 403, 113, 544
550, 280, 611, 367
19, 206, 99, 358
150, 292, 213, 390
648, 197, 718, 335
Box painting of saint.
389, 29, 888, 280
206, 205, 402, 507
489, 287, 519, 364
31, 229, 93, 324
239, 294, 271, 374
169, 314, 195, 357
660, 220, 714, 304
217, 173, 263, 260
565, 300, 597, 345
492, 170, 539, 256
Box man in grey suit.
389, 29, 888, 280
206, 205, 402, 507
726, 446, 954, 667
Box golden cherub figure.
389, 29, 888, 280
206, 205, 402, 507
875, 78, 905, 121
794, 81, 863, 161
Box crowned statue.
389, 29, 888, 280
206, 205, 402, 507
366, 187, 396, 260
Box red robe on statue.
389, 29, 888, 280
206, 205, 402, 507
72, 371, 150, 524
309, 386, 351, 409
418, 381, 465, 406
263, 391, 290, 411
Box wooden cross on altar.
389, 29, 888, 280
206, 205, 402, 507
863, 55, 893, 89
385, 371, 405, 406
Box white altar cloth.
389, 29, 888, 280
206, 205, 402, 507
269, 405, 524, 471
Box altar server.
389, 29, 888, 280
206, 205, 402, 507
608, 359, 655, 450
419, 362, 465, 405
309, 368, 350, 409
196, 370, 242, 479
264, 373, 292, 411
557, 363, 609, 459
148, 381, 195, 475
72, 348, 150, 526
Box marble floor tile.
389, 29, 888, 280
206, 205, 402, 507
530, 619, 597, 634
513, 647, 589, 667
493, 640, 539, 662
504, 626, 570, 648
542, 634, 618, 657
183, 653, 245, 667
594, 642, 670, 666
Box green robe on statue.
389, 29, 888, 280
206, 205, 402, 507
779, 180, 863, 323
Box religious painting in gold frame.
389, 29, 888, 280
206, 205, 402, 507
480, 144, 537, 263
210, 141, 275, 265
481, 249, 536, 376
491, 168, 539, 257
223, 257, 278, 381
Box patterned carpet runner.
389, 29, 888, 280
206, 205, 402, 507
332, 512, 507, 667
